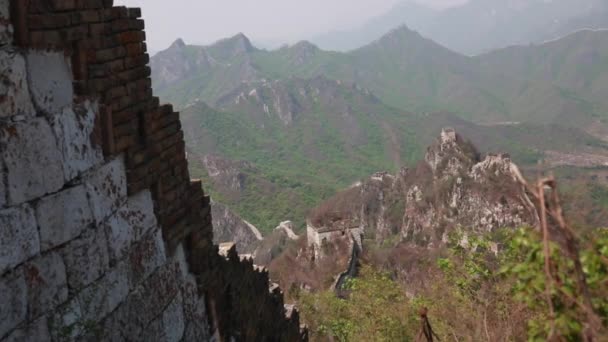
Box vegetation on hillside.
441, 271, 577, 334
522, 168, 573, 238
297, 227, 608, 341
292, 177, 608, 341
154, 27, 608, 234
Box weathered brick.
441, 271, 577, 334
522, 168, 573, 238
60, 226, 109, 291
129, 18, 144, 31
126, 7, 141, 18
72, 9, 102, 23
116, 65, 150, 83
95, 46, 126, 63
111, 108, 134, 125
84, 157, 127, 224
123, 54, 148, 69
8, 0, 27, 45
0, 1, 12, 45
114, 133, 136, 151
28, 30, 64, 48
26, 51, 74, 115
76, 0, 104, 9
27, 13, 71, 29
61, 24, 88, 41
110, 6, 128, 19
105, 84, 127, 99
51, 0, 77, 11
35, 185, 93, 252
0, 269, 27, 337
117, 30, 144, 44
3, 316, 51, 342
0, 49, 35, 118
25, 252, 69, 318
109, 94, 133, 112
88, 22, 110, 36
27, 0, 54, 13
88, 77, 115, 93
50, 103, 104, 182
125, 42, 145, 56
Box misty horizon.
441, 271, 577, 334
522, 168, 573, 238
116, 0, 468, 52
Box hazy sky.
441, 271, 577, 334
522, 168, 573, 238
116, 0, 468, 52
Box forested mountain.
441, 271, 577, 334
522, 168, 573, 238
152, 26, 608, 232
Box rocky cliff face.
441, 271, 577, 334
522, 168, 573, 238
203, 154, 251, 195
309, 128, 539, 247
215, 76, 374, 126
211, 201, 262, 254
150, 38, 213, 91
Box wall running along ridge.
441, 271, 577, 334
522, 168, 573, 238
0, 0, 306, 340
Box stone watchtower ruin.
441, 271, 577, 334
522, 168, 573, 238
0, 1, 306, 340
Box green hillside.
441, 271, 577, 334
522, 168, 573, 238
153, 28, 608, 233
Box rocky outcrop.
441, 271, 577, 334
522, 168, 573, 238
150, 33, 260, 107
202, 154, 251, 194
215, 76, 374, 126
211, 201, 262, 254
150, 38, 213, 91
309, 128, 539, 248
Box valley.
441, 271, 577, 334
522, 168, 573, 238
148, 6, 608, 339
152, 26, 608, 235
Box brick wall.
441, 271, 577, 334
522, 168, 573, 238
0, 0, 306, 340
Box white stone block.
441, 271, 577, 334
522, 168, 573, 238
179, 244, 211, 341
126, 190, 158, 236
0, 204, 39, 274
142, 294, 185, 342
48, 298, 83, 341
50, 103, 103, 182
77, 260, 130, 324
0, 0, 9, 19
26, 51, 73, 115
36, 185, 94, 252
85, 157, 127, 224
3, 316, 51, 342
101, 206, 132, 264
0, 50, 35, 118
25, 252, 69, 318
127, 229, 167, 287
0, 158, 6, 208
61, 226, 109, 291
0, 270, 27, 338
103, 190, 157, 262
0, 5, 12, 46
1, 118, 65, 205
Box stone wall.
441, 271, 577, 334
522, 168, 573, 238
0, 0, 305, 340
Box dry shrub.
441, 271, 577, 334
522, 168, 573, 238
268, 235, 352, 297
309, 186, 362, 227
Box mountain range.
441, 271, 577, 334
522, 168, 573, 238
311, 0, 608, 55
151, 25, 608, 234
